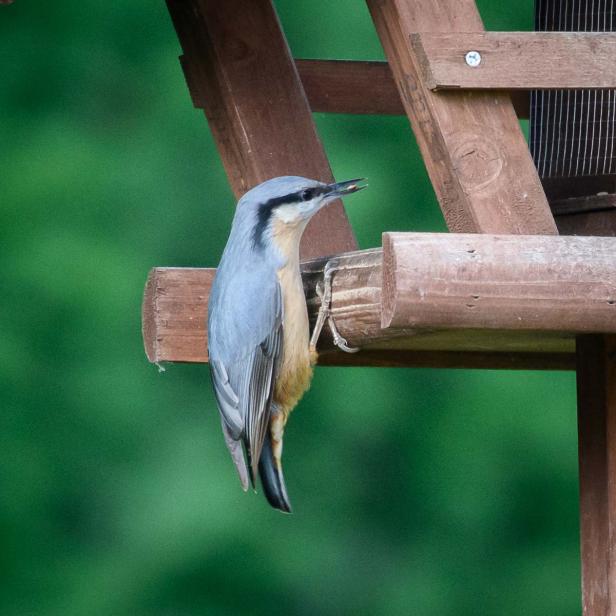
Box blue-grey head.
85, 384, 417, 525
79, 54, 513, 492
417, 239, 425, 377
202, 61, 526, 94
230, 176, 366, 255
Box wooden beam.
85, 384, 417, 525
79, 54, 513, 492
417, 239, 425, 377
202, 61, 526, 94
167, 0, 357, 260
576, 335, 616, 615
187, 57, 529, 119
411, 32, 616, 90
382, 232, 616, 332
366, 0, 557, 235
142, 233, 616, 368
294, 59, 530, 118
295, 59, 403, 116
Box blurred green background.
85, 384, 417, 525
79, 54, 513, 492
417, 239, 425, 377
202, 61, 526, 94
0, 1, 580, 615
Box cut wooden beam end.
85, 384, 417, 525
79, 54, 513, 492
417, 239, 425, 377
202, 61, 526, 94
142, 269, 160, 363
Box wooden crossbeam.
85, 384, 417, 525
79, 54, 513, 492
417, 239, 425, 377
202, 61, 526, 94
295, 59, 530, 118
167, 0, 356, 260
366, 0, 557, 236
185, 58, 531, 118
411, 32, 616, 90
142, 233, 616, 370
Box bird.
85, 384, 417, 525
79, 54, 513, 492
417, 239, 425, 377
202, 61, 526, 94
207, 176, 366, 512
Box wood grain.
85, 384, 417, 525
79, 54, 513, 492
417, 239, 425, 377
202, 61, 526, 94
366, 0, 557, 235
167, 0, 357, 260
296, 59, 403, 115
382, 232, 616, 332
142, 234, 616, 368
187, 57, 530, 118
576, 335, 616, 616
411, 32, 616, 90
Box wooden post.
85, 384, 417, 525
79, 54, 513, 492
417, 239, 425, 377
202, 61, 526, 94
576, 336, 616, 616
166, 0, 357, 259
366, 0, 557, 235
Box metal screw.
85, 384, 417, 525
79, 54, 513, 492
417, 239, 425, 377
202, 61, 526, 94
465, 50, 482, 67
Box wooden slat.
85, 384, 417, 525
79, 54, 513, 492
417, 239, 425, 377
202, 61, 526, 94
576, 335, 616, 616
411, 32, 616, 90
167, 0, 357, 260
185, 57, 531, 118
366, 0, 557, 235
296, 59, 403, 115
142, 233, 616, 368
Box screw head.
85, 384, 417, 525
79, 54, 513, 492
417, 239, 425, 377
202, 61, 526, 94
465, 50, 482, 67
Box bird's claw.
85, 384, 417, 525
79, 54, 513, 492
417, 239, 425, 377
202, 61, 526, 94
330, 326, 360, 353
310, 259, 361, 354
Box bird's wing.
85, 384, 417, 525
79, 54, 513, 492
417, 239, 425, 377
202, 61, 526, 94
209, 275, 283, 486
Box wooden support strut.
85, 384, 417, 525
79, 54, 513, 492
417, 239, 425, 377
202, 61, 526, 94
577, 336, 616, 615
366, 0, 557, 236
411, 32, 616, 91
142, 232, 616, 371
167, 0, 357, 260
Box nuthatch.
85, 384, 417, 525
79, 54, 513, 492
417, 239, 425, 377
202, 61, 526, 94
208, 176, 366, 512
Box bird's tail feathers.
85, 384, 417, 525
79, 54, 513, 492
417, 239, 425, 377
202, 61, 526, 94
258, 435, 292, 513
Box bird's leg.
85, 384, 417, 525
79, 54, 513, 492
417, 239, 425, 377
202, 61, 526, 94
309, 258, 360, 354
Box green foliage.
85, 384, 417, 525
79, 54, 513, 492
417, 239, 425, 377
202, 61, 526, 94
1, 1, 579, 614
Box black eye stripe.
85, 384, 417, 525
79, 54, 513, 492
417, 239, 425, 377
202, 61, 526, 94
252, 186, 328, 248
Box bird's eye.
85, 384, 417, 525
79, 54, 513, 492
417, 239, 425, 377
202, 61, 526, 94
300, 188, 315, 201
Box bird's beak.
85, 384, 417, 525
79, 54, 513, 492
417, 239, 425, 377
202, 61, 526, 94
325, 178, 368, 198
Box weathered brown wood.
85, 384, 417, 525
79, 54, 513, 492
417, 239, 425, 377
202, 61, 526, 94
167, 0, 357, 260
142, 263, 574, 370
576, 335, 616, 616
296, 59, 403, 115
318, 349, 574, 370
552, 193, 616, 236
142, 233, 616, 368
551, 193, 616, 217
366, 0, 556, 235
411, 32, 616, 90
186, 57, 530, 119
382, 232, 616, 333
556, 210, 616, 237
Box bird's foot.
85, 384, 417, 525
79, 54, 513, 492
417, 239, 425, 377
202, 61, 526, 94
309, 258, 360, 354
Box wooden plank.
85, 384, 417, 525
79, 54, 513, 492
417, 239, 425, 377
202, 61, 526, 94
411, 32, 616, 90
382, 232, 616, 332
142, 233, 616, 367
142, 263, 574, 370
576, 335, 616, 616
366, 0, 557, 235
187, 58, 530, 118
296, 59, 403, 115
295, 59, 530, 118
166, 0, 357, 260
